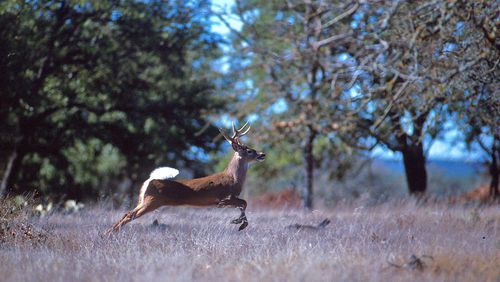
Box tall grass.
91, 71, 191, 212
1, 199, 499, 282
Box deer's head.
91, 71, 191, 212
219, 122, 266, 162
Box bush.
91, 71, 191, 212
0, 196, 49, 246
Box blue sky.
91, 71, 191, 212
210, 0, 485, 162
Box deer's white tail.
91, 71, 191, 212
149, 167, 180, 180
139, 167, 179, 204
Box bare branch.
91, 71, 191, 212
322, 1, 360, 30
311, 32, 353, 50
210, 8, 251, 45
373, 77, 411, 130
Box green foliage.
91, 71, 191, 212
0, 0, 225, 200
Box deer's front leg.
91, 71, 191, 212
217, 196, 248, 231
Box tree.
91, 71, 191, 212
216, 0, 358, 208
0, 0, 225, 201
447, 0, 500, 199
459, 89, 500, 199
312, 0, 499, 195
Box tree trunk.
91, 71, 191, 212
302, 127, 316, 209
0, 148, 24, 198
489, 146, 499, 199
401, 143, 427, 195
0, 149, 18, 197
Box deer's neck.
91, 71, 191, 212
224, 152, 248, 186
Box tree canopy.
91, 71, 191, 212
0, 0, 226, 201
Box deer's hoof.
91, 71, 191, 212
231, 218, 243, 224
238, 221, 248, 231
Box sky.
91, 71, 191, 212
209, 0, 485, 162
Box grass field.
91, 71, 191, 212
1, 200, 499, 282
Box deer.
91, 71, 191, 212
108, 122, 265, 233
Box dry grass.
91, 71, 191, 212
1, 200, 499, 282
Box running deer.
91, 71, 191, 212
108, 122, 265, 233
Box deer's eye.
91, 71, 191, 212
246, 149, 253, 154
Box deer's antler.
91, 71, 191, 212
219, 121, 251, 144
232, 121, 251, 139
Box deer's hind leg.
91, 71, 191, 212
109, 199, 159, 233
218, 196, 248, 231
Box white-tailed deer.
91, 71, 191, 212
108, 122, 265, 232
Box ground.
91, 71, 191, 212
1, 200, 499, 282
